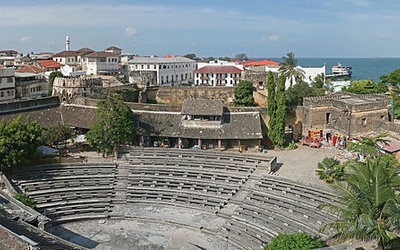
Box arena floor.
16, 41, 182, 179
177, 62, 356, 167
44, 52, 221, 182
50, 146, 340, 250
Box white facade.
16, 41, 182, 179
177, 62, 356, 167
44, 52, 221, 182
128, 56, 197, 86
85, 52, 119, 75
15, 72, 48, 98
265, 65, 325, 89
0, 68, 15, 102
194, 65, 243, 87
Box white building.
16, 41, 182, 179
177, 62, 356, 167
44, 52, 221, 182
85, 51, 119, 75
265, 65, 325, 89
194, 65, 243, 86
128, 56, 197, 86
0, 67, 15, 102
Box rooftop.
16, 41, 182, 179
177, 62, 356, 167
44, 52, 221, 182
128, 56, 195, 64
195, 65, 242, 74
181, 99, 224, 116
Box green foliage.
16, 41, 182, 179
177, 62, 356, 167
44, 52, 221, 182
48, 71, 63, 96
274, 74, 287, 147
264, 232, 324, 250
183, 53, 197, 60
342, 79, 388, 94
267, 71, 277, 143
286, 74, 326, 107
0, 116, 43, 171
315, 157, 344, 183
85, 94, 136, 156
287, 141, 297, 150
235, 53, 248, 61
319, 157, 400, 250
233, 81, 255, 106
42, 123, 75, 148
279, 52, 305, 88
380, 69, 400, 86
390, 86, 400, 119
113, 87, 138, 102
14, 193, 35, 209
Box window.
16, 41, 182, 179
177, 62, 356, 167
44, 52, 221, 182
0, 92, 3, 97
381, 115, 385, 120
7, 77, 13, 83
361, 118, 367, 125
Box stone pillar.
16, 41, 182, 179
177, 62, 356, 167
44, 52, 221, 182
198, 138, 202, 149
218, 139, 222, 150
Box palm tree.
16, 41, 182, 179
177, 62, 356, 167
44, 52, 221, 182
279, 52, 305, 88
319, 157, 400, 249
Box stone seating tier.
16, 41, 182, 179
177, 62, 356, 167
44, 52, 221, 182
127, 187, 228, 210
130, 167, 247, 184
128, 147, 268, 164
129, 158, 255, 173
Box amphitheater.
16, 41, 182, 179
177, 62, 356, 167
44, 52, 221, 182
2, 146, 341, 250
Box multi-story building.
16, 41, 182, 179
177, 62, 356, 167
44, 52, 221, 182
0, 67, 16, 102
194, 65, 243, 86
127, 56, 196, 87
85, 51, 119, 75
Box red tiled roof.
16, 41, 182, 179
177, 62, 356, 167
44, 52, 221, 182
85, 51, 118, 58
53, 50, 77, 57
15, 65, 44, 74
37, 60, 62, 69
243, 59, 279, 67
195, 65, 242, 74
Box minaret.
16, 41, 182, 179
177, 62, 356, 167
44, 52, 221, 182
65, 35, 70, 51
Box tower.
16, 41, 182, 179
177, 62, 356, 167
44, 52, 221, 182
65, 35, 70, 51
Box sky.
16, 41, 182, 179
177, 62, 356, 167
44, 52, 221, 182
1, 0, 400, 58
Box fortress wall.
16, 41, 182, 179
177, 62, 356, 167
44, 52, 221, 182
152, 86, 235, 105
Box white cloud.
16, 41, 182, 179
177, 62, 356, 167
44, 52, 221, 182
20, 36, 32, 44
124, 27, 137, 37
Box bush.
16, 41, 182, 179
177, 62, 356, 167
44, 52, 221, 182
264, 232, 324, 250
315, 157, 344, 183
14, 193, 35, 209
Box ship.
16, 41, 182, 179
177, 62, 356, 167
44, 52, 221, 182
326, 62, 352, 78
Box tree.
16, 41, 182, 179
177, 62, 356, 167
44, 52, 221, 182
235, 53, 248, 61
390, 86, 400, 119
183, 53, 197, 61
274, 74, 287, 147
380, 69, 400, 86
267, 71, 277, 143
279, 52, 305, 88
0, 116, 43, 171
319, 157, 400, 250
346, 132, 390, 158
264, 232, 324, 250
233, 81, 255, 106
85, 94, 135, 157
48, 71, 63, 96
285, 81, 314, 107
342, 79, 387, 94
42, 123, 75, 148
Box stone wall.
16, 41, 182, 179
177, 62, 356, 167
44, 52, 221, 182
0, 96, 59, 114
143, 86, 236, 105
302, 94, 392, 137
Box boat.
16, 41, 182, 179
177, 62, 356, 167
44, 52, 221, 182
326, 62, 352, 78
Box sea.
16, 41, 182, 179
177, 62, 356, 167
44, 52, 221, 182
267, 58, 400, 82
